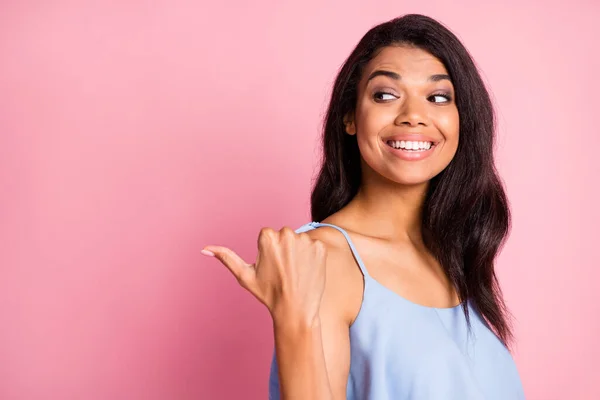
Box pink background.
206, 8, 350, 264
1, 1, 598, 399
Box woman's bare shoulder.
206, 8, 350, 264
301, 225, 348, 251
300, 223, 364, 326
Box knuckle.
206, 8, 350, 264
312, 239, 327, 253
298, 232, 311, 241
258, 227, 274, 244
219, 252, 231, 265
280, 226, 295, 237
259, 227, 274, 236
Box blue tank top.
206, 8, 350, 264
269, 221, 525, 400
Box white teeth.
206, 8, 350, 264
387, 140, 434, 151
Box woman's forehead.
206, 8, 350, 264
364, 46, 447, 77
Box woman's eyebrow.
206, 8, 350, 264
366, 70, 452, 83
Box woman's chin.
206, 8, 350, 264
393, 178, 432, 187
381, 169, 438, 187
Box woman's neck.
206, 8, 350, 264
344, 180, 429, 244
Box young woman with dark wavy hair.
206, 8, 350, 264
202, 13, 525, 400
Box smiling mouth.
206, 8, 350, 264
385, 140, 437, 152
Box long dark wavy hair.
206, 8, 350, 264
310, 14, 514, 347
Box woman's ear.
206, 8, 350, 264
343, 112, 356, 135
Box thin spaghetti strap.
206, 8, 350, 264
303, 221, 371, 279
294, 222, 317, 234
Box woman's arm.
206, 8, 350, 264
202, 227, 353, 400
274, 318, 333, 399
273, 233, 353, 400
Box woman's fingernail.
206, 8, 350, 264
201, 249, 215, 257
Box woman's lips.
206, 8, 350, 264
383, 140, 437, 161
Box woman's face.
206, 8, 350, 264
345, 45, 460, 186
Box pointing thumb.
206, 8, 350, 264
202, 245, 256, 289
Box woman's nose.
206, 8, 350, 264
394, 96, 428, 127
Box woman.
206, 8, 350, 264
202, 13, 525, 400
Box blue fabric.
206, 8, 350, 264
268, 221, 525, 400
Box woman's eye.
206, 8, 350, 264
429, 93, 452, 103
373, 92, 397, 102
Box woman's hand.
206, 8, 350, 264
201, 226, 328, 327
